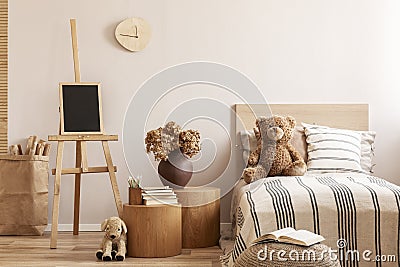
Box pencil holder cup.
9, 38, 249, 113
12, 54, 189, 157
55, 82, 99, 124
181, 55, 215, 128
129, 187, 142, 205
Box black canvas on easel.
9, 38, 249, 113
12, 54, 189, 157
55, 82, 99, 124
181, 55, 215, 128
60, 83, 103, 134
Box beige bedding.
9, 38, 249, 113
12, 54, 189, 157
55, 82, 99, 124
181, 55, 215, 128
222, 173, 400, 267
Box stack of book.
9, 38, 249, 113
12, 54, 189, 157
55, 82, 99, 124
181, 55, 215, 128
142, 186, 178, 205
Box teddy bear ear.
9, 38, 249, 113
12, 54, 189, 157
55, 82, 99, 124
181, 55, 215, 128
285, 116, 296, 128
100, 219, 108, 231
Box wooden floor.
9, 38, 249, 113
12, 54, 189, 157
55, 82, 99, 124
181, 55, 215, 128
0, 232, 223, 267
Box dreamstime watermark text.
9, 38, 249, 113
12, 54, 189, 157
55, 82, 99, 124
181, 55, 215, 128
257, 239, 396, 263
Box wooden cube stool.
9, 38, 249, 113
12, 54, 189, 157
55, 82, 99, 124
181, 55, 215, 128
175, 187, 220, 248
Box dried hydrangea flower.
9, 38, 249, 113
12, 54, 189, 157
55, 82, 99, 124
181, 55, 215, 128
179, 130, 201, 158
161, 121, 181, 156
145, 121, 201, 161
145, 128, 168, 161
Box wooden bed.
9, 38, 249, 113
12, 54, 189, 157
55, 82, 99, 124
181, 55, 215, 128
222, 103, 400, 267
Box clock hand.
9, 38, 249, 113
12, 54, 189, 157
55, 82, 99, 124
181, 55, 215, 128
119, 33, 139, 38
120, 26, 139, 38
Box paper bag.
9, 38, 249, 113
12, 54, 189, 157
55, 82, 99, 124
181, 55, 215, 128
0, 155, 49, 235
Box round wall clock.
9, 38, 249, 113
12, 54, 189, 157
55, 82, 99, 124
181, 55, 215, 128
115, 17, 151, 52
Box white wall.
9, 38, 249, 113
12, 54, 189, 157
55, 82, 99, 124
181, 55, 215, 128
9, 0, 400, 225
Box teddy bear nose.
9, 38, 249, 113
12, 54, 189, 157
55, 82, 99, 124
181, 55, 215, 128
110, 235, 116, 239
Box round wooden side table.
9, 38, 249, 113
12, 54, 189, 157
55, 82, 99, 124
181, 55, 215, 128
174, 187, 220, 248
123, 203, 182, 257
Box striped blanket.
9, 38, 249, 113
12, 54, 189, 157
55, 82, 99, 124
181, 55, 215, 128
221, 173, 400, 267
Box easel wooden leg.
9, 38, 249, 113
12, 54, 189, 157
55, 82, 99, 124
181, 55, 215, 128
102, 141, 123, 217
50, 141, 64, 249
73, 141, 83, 235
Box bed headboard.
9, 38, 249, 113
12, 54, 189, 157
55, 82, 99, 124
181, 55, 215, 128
235, 104, 369, 132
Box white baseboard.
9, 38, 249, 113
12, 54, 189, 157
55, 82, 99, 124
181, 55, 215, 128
45, 224, 101, 232
45, 222, 233, 237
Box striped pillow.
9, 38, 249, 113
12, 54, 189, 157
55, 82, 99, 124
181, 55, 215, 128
303, 123, 364, 173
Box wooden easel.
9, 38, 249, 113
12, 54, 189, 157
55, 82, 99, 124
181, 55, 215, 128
49, 19, 123, 249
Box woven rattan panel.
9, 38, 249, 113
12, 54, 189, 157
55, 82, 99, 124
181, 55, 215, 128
0, 0, 7, 154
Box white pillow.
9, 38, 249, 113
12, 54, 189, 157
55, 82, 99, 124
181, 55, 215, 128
239, 130, 257, 165
360, 131, 376, 173
303, 123, 364, 173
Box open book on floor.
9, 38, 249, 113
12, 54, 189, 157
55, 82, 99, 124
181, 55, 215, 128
251, 227, 325, 247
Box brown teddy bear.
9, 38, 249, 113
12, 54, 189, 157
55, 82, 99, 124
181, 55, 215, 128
242, 115, 306, 183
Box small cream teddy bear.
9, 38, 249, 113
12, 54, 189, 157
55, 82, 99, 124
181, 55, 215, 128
96, 216, 127, 261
